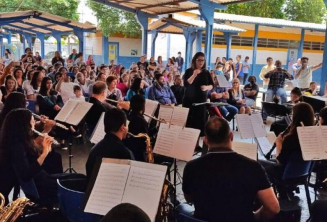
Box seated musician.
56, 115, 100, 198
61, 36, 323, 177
101, 203, 150, 222
208, 72, 238, 121
125, 94, 148, 161
244, 75, 259, 107
270, 87, 302, 136
320, 107, 327, 126
182, 117, 280, 222
86, 108, 134, 178
304, 81, 318, 96
148, 73, 176, 105
260, 103, 314, 198
0, 109, 58, 204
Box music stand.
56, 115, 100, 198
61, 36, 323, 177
302, 96, 326, 113
261, 102, 291, 121
63, 127, 77, 174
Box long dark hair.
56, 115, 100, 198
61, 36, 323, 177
287, 102, 314, 136
0, 109, 34, 164
130, 77, 143, 95
319, 107, 327, 126
39, 76, 54, 96
0, 92, 26, 127
30, 71, 41, 90
191, 52, 206, 70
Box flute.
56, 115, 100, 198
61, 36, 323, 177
32, 113, 69, 130
143, 113, 166, 123
32, 129, 60, 146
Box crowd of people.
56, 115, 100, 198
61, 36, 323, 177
0, 46, 327, 222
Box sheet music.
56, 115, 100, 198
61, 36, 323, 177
297, 126, 327, 160
65, 101, 93, 125
154, 124, 200, 161
232, 142, 257, 160
158, 105, 173, 123
122, 161, 167, 222
84, 162, 130, 215
55, 100, 78, 122
236, 114, 254, 139
90, 112, 105, 144
250, 113, 267, 138
144, 99, 159, 122
170, 106, 189, 127
216, 74, 229, 88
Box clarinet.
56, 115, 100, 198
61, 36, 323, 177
264, 124, 291, 160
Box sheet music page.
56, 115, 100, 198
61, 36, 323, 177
66, 101, 93, 125
122, 161, 167, 222
236, 114, 254, 139
232, 142, 257, 160
250, 113, 267, 138
158, 105, 173, 123
90, 112, 105, 144
173, 127, 200, 161
171, 106, 189, 127
320, 126, 327, 155
84, 161, 131, 215
216, 74, 229, 88
256, 137, 273, 155
144, 99, 159, 122
54, 100, 78, 122
153, 124, 179, 157
297, 126, 324, 160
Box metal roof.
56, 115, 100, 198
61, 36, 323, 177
91, 0, 258, 16
149, 13, 245, 34
211, 12, 326, 32
0, 10, 96, 36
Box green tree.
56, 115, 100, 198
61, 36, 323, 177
87, 0, 141, 38
0, 0, 79, 20
284, 0, 326, 23
225, 0, 286, 19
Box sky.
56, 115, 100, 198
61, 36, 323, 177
77, 0, 98, 25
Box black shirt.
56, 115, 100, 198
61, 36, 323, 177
86, 133, 135, 178
170, 85, 185, 105
137, 61, 148, 70
85, 97, 107, 134
244, 83, 259, 100
277, 133, 303, 165
183, 151, 271, 222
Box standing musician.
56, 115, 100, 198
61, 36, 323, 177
260, 103, 315, 199
183, 52, 213, 137
86, 108, 134, 179
182, 117, 279, 222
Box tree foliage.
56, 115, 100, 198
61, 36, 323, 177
87, 0, 141, 38
0, 0, 79, 20
225, 0, 285, 19
284, 0, 326, 23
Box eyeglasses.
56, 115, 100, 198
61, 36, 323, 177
196, 59, 205, 62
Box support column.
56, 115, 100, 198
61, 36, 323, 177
183, 29, 197, 70
150, 30, 158, 58
74, 28, 84, 54
298, 28, 305, 59
0, 36, 3, 57
167, 34, 171, 61
102, 36, 109, 65
196, 31, 203, 53
136, 12, 149, 56
53, 33, 62, 53
224, 33, 232, 60
22, 35, 26, 52
37, 34, 45, 59
320, 23, 327, 95
25, 35, 32, 49
252, 24, 259, 75
6, 32, 12, 45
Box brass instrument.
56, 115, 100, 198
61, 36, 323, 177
0, 193, 33, 222
127, 132, 154, 163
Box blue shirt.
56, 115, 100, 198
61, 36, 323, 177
208, 86, 227, 103
242, 61, 250, 74
148, 84, 177, 105
236, 62, 244, 77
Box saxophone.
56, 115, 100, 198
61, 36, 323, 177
127, 132, 154, 163
0, 193, 33, 222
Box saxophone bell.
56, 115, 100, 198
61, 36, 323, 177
127, 132, 154, 163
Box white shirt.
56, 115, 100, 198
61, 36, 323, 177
296, 65, 314, 89
60, 82, 77, 103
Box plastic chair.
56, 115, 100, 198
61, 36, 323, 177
281, 153, 314, 213
57, 178, 101, 222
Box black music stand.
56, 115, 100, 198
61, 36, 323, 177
64, 128, 77, 174
302, 96, 326, 113
262, 102, 291, 122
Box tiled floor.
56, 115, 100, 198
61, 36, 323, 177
55, 117, 327, 222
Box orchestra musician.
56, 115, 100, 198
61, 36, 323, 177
182, 52, 213, 137
86, 108, 134, 179
182, 117, 280, 222
260, 103, 315, 199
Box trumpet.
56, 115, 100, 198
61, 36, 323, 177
32, 129, 60, 146
127, 132, 154, 163
32, 113, 69, 130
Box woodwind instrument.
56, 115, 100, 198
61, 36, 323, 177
32, 113, 69, 130
105, 98, 130, 110
32, 129, 60, 146
143, 113, 166, 123
127, 132, 154, 163
0, 193, 33, 222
